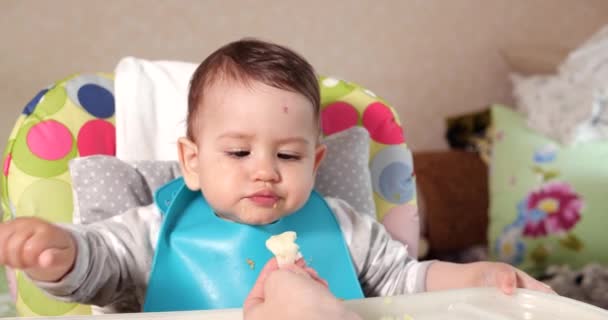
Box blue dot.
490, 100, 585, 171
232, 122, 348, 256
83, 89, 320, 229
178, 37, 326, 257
22, 89, 48, 115
533, 146, 557, 163
378, 162, 414, 204
77, 84, 115, 118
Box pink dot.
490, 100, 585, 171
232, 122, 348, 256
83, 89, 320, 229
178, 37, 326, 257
2, 154, 11, 176
27, 120, 73, 160
362, 102, 405, 145
321, 102, 359, 136
77, 120, 116, 156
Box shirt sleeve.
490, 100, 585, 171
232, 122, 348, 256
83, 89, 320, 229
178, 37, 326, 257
32, 204, 161, 311
325, 197, 435, 296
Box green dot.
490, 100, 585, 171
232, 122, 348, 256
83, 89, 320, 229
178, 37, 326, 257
17, 272, 77, 315
32, 85, 67, 118
11, 120, 76, 178
1, 178, 8, 220
1, 195, 9, 222
319, 76, 356, 108
16, 179, 73, 223
8, 115, 25, 141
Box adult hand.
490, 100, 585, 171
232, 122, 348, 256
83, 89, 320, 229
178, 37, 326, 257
243, 258, 361, 320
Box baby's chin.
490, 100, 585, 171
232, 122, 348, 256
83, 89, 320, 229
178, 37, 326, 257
214, 199, 307, 225
213, 205, 289, 225
238, 212, 287, 225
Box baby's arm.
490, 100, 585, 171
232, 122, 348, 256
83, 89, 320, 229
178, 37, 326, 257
33, 204, 160, 307
425, 260, 554, 294
326, 198, 434, 296
327, 198, 553, 295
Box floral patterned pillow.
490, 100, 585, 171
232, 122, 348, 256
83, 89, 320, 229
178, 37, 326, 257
488, 105, 608, 276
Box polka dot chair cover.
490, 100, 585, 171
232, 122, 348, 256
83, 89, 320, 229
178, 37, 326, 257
0, 74, 418, 317
319, 76, 419, 251
1, 73, 116, 316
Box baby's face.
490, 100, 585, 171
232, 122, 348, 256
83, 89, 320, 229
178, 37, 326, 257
182, 79, 325, 225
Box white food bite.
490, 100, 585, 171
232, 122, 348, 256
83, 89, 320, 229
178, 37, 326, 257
265, 231, 303, 267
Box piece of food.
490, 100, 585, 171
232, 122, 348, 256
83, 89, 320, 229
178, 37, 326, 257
265, 231, 302, 267
246, 258, 255, 270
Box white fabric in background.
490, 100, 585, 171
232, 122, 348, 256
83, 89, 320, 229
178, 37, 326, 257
114, 57, 197, 161
511, 24, 608, 145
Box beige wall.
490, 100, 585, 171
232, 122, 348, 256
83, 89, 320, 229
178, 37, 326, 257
1, 0, 607, 151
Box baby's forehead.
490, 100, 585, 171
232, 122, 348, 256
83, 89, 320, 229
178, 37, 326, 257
199, 80, 314, 114
191, 78, 319, 134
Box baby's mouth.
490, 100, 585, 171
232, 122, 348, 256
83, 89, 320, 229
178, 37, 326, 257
247, 190, 281, 208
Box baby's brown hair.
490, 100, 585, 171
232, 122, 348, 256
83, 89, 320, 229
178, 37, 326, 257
187, 38, 320, 141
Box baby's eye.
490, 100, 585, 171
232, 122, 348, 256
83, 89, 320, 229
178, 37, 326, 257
277, 153, 301, 161
226, 150, 250, 158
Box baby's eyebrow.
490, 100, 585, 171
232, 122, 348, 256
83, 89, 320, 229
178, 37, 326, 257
217, 132, 310, 145
218, 132, 252, 140
277, 137, 310, 145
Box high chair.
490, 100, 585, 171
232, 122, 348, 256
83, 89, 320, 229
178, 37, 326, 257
0, 72, 419, 317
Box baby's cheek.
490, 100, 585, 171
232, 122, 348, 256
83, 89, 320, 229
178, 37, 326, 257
290, 182, 314, 210
201, 174, 234, 207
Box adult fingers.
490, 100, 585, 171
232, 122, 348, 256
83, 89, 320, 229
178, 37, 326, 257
243, 258, 280, 311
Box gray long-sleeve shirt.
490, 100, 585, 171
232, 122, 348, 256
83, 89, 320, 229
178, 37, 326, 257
35, 197, 432, 313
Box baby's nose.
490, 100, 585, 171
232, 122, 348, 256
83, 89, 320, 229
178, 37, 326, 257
253, 157, 280, 182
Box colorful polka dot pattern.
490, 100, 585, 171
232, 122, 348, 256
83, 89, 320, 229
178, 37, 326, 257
369, 146, 415, 205
1, 73, 115, 317
77, 119, 116, 156
321, 102, 359, 135
26, 120, 74, 161
362, 102, 406, 145
2, 154, 10, 177
319, 76, 417, 220
22, 89, 48, 115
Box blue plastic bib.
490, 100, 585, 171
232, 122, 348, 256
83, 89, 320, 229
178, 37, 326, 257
143, 178, 363, 312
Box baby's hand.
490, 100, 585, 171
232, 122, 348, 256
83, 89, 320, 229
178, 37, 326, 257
0, 217, 76, 282
427, 261, 556, 295
472, 262, 555, 295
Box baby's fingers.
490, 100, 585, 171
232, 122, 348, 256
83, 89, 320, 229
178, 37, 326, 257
23, 224, 73, 268
496, 266, 517, 295
28, 229, 76, 281
0, 223, 17, 266
516, 270, 556, 294
4, 228, 35, 268
38, 247, 74, 269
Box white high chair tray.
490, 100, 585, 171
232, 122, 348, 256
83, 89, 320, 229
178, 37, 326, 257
347, 288, 608, 319
7, 288, 607, 320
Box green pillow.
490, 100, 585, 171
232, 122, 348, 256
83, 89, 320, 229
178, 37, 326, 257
489, 105, 608, 275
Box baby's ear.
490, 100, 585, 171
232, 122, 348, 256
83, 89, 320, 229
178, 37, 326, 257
177, 137, 201, 190
313, 144, 327, 175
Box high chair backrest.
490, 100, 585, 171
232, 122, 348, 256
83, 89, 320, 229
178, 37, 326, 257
0, 73, 419, 317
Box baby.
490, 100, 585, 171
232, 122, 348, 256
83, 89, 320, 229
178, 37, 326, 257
0, 38, 553, 313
